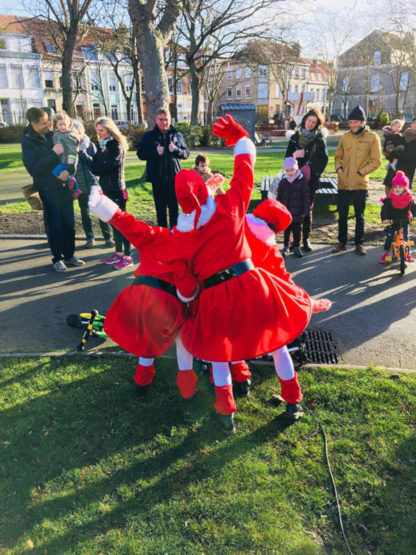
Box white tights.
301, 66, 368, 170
138, 334, 193, 371
271, 345, 295, 381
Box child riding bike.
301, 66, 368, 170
379, 171, 416, 263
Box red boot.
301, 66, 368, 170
278, 372, 303, 404
230, 361, 252, 382
134, 363, 155, 386
214, 385, 237, 415
177, 369, 198, 398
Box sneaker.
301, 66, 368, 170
64, 255, 85, 266
294, 246, 304, 258
84, 238, 96, 249
113, 255, 134, 270
355, 244, 366, 256
379, 251, 388, 263
406, 253, 415, 262
216, 412, 235, 434
53, 260, 67, 272
331, 243, 347, 253
105, 238, 115, 247
104, 252, 123, 265
281, 246, 288, 257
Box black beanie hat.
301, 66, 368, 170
348, 105, 366, 121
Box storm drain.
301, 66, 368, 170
302, 329, 340, 364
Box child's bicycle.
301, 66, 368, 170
384, 218, 414, 275
66, 310, 107, 350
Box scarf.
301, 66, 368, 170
99, 136, 113, 151
353, 126, 365, 136
298, 127, 317, 146
384, 189, 413, 213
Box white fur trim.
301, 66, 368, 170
234, 137, 256, 161
177, 195, 217, 232
89, 191, 118, 222
177, 284, 200, 302
246, 214, 276, 246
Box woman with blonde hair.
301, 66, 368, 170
82, 116, 132, 270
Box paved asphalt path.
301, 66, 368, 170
1, 235, 416, 370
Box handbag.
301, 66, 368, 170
268, 168, 283, 200
21, 184, 43, 210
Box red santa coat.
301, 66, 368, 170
103, 211, 195, 357
173, 152, 312, 362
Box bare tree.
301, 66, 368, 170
200, 57, 229, 125
26, 0, 95, 117
128, 0, 183, 126
175, 0, 288, 124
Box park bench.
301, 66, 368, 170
260, 176, 338, 204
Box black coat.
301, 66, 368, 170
137, 124, 189, 185
381, 196, 416, 222
277, 174, 311, 223
285, 130, 328, 191
21, 125, 62, 192
82, 139, 126, 201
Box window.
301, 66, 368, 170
226, 70, 232, 80
370, 74, 379, 92
302, 68, 306, 78
257, 105, 267, 117
295, 85, 298, 93
236, 68, 242, 79
73, 70, 83, 90
28, 67, 40, 88
125, 74, 134, 92
275, 84, 280, 97
245, 85, 251, 99
374, 50, 381, 65
108, 73, 117, 92
245, 66, 251, 79
258, 65, 268, 79
44, 42, 56, 53
227, 87, 232, 100
177, 79, 182, 94
295, 66, 299, 77
111, 104, 118, 120
258, 83, 268, 98
236, 86, 241, 99
0, 37, 6, 49
400, 72, 409, 91
11, 66, 24, 88
0, 66, 8, 88
342, 76, 350, 92
168, 75, 174, 93
90, 70, 100, 92
81, 44, 98, 60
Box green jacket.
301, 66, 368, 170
334, 126, 382, 190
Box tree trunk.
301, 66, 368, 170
190, 67, 201, 125
61, 25, 78, 117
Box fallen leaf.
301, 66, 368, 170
27, 540, 34, 549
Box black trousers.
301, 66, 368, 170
284, 221, 302, 247
151, 182, 178, 229
302, 188, 316, 242
337, 189, 367, 246
39, 187, 75, 264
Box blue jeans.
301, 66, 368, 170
337, 189, 367, 245
383, 224, 409, 251
39, 186, 75, 263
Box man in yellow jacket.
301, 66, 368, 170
332, 105, 382, 255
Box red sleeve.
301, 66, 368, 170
109, 211, 168, 249
221, 153, 254, 218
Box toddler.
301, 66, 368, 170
379, 171, 416, 263
276, 157, 310, 258
53, 111, 82, 200
194, 153, 226, 194
382, 119, 405, 172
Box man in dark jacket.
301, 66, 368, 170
21, 107, 84, 272
137, 108, 189, 228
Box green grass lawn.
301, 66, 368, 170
0, 143, 25, 171
1, 357, 416, 553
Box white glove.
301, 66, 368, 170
88, 185, 118, 222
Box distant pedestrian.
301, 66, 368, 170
332, 105, 382, 255
21, 107, 85, 272
285, 107, 328, 251
137, 108, 189, 228
382, 119, 405, 193
402, 117, 416, 189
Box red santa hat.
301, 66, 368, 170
252, 199, 292, 233
175, 169, 209, 229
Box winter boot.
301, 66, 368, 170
176, 369, 198, 399
231, 361, 252, 397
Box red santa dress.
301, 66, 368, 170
103, 211, 195, 357
173, 142, 313, 362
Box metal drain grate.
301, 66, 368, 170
302, 329, 339, 364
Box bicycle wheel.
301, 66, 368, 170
400, 245, 406, 275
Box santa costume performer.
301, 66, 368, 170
88, 188, 199, 398
172, 115, 313, 432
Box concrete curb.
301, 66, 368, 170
1, 351, 415, 374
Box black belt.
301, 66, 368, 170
133, 275, 177, 298
202, 259, 254, 289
